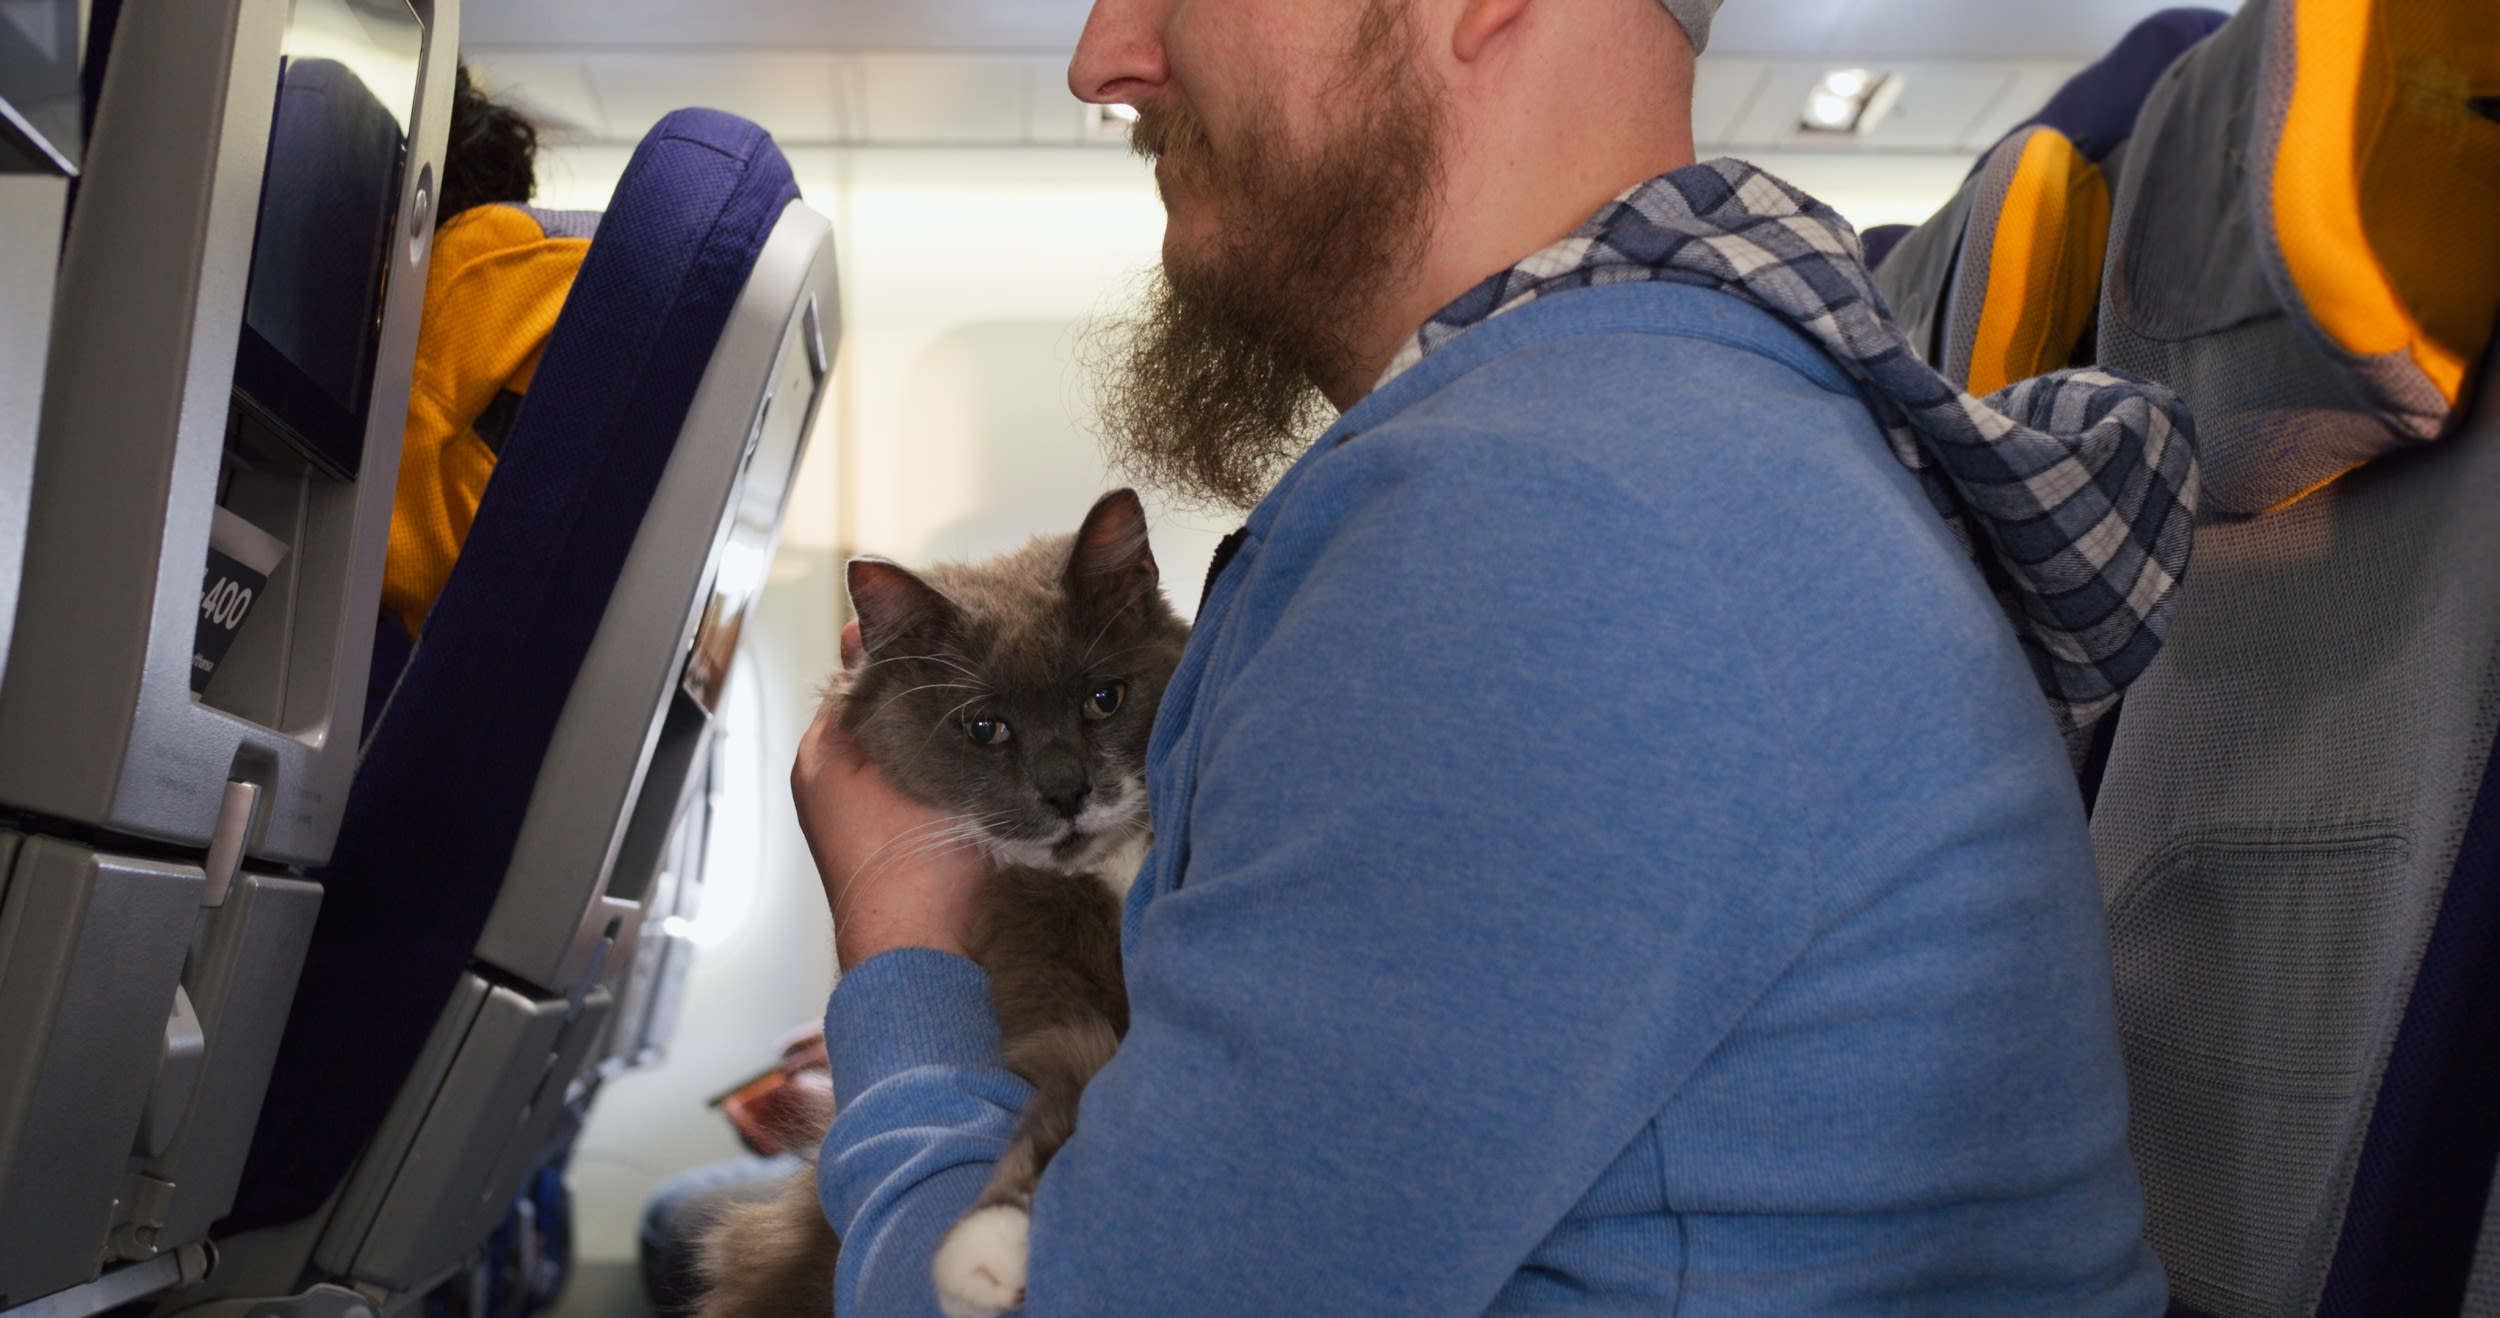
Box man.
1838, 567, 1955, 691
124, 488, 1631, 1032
793, 0, 2190, 1312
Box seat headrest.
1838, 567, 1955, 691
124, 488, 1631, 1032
516, 205, 602, 241
2252, 0, 2499, 428
1942, 127, 2112, 397
2097, 0, 2499, 516
2008, 8, 2231, 166
1873, 10, 2212, 379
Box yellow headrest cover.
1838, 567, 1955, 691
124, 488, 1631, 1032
2266, 0, 2499, 410
1945, 128, 2113, 398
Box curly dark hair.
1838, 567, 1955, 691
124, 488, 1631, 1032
437, 64, 538, 226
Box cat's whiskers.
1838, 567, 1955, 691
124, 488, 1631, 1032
862, 650, 985, 684
1074, 596, 1145, 671
1073, 642, 1158, 674
865, 680, 989, 725
832, 811, 1012, 908
915, 693, 995, 756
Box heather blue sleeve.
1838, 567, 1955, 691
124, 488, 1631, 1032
819, 949, 1029, 1317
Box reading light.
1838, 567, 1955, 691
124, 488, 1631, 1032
1804, 89, 1860, 130
1799, 69, 1903, 136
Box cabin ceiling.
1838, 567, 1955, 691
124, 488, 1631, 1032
462, 0, 2233, 59
460, 0, 2240, 152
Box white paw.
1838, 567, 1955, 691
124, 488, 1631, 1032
933, 1203, 1029, 1318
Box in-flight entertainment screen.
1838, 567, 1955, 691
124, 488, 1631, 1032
229, 0, 426, 479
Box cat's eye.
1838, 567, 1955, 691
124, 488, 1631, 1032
1084, 681, 1127, 719
966, 717, 1012, 746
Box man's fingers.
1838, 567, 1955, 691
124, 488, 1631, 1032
790, 717, 994, 968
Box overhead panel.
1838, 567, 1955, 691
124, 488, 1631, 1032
1852, 61, 2020, 151
463, 0, 1097, 52
470, 48, 2095, 155
584, 52, 854, 147
1718, 59, 2085, 153
461, 0, 2243, 63
1710, 0, 2244, 59
469, 49, 1097, 148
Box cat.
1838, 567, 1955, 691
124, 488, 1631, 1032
695, 488, 1190, 1318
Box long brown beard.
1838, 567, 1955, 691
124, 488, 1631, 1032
1092, 0, 1446, 511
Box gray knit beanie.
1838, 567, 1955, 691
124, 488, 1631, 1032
1660, 0, 1720, 53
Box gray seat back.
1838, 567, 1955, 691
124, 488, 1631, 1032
2087, 0, 2500, 1311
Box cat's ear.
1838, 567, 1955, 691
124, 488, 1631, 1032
1064, 488, 1159, 607
847, 558, 957, 661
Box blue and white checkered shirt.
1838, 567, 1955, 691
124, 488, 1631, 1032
1382, 158, 2201, 742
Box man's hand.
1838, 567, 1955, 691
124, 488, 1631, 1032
793, 623, 993, 970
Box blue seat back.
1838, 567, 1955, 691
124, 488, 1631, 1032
224, 108, 799, 1231
2315, 705, 2500, 1314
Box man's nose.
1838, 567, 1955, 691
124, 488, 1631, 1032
1069, 0, 1169, 107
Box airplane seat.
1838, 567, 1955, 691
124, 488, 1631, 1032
1934, 125, 2111, 396
208, 105, 838, 1300
1872, 7, 2227, 369
0, 2, 454, 1310
2084, 0, 2500, 1312
2097, 0, 2497, 517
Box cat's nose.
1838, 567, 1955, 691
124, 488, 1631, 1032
1032, 749, 1092, 820
1042, 782, 1092, 820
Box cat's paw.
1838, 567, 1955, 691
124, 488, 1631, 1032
933, 1204, 1030, 1318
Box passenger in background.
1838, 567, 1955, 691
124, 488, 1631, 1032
436, 65, 542, 221
793, 0, 2196, 1313
370, 66, 592, 733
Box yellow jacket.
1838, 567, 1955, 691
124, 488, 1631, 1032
383, 204, 588, 636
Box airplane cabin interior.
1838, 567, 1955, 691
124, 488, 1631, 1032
0, 0, 2495, 1315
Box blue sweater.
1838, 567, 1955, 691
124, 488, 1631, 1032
820, 282, 2167, 1316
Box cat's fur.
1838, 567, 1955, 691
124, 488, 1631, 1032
695, 489, 1188, 1318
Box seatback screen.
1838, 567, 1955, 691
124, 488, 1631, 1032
229, 0, 424, 479
682, 296, 829, 714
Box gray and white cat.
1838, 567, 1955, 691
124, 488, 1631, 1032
696, 488, 1189, 1318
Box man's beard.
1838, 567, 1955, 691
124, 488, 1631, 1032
1092, 2, 1446, 511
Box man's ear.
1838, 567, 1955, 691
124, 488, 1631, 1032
1064, 488, 1161, 608
846, 558, 957, 661
1452, 0, 1534, 61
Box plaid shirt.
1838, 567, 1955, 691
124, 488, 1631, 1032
1382, 159, 2200, 742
